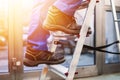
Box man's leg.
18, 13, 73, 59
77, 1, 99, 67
24, 2, 65, 67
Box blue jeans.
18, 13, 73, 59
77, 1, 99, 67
27, 2, 50, 51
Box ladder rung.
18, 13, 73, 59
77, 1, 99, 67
114, 19, 120, 22
49, 65, 78, 79
49, 65, 68, 79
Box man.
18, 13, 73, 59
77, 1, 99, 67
24, 0, 90, 67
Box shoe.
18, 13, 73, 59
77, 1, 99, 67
43, 6, 75, 31
23, 47, 65, 67
43, 6, 81, 35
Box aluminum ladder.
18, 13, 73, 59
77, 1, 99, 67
40, 0, 98, 80
110, 0, 120, 52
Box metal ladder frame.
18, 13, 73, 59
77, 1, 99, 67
110, 0, 120, 52
39, 0, 98, 80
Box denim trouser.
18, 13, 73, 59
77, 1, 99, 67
27, 0, 82, 51
27, 2, 50, 51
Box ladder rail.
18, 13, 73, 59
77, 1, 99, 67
39, 65, 49, 80
40, 0, 98, 79
40, 36, 58, 80
110, 0, 120, 52
66, 0, 97, 80
40, 33, 69, 80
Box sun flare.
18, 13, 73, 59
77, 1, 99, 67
0, 0, 34, 36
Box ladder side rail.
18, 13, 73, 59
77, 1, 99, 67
110, 0, 120, 52
40, 35, 59, 80
39, 65, 49, 80
66, 0, 97, 80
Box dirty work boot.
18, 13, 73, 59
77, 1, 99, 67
43, 6, 81, 35
23, 47, 65, 67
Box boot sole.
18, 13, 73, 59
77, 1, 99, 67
23, 58, 65, 67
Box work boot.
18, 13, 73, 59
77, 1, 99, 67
43, 6, 81, 35
24, 47, 65, 67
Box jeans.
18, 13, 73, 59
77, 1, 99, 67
27, 2, 50, 51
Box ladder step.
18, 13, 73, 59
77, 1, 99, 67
114, 19, 120, 22
49, 65, 78, 79
49, 65, 68, 79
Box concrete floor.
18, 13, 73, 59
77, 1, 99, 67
23, 73, 120, 80
77, 73, 120, 80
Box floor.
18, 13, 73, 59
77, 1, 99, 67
23, 72, 120, 80
77, 73, 120, 80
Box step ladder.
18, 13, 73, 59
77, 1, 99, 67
40, 0, 98, 80
110, 0, 120, 52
